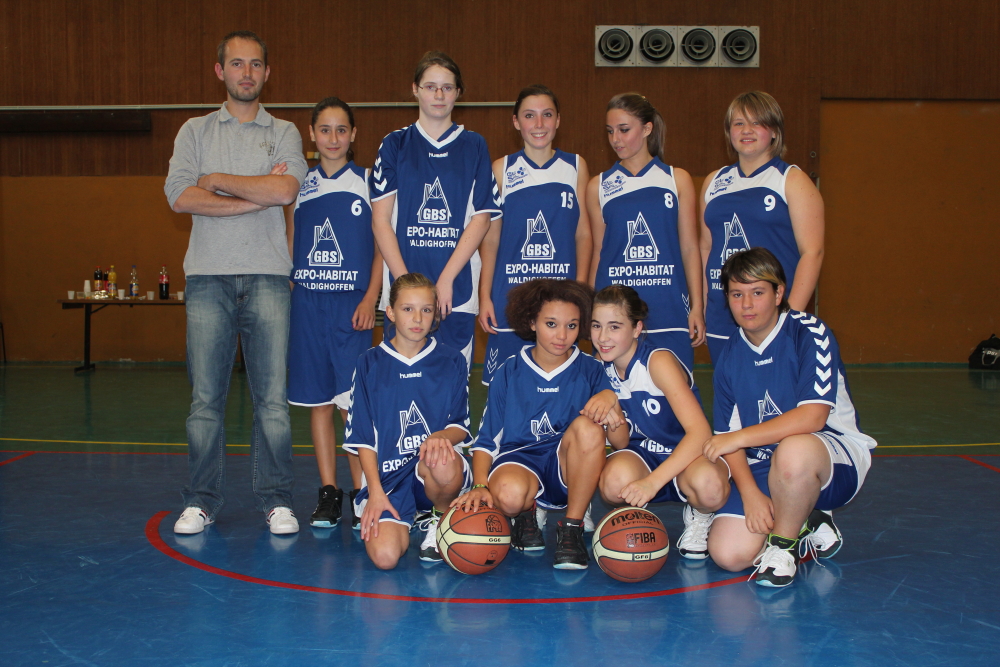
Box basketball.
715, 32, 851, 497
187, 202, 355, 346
592, 507, 670, 582
436, 505, 512, 575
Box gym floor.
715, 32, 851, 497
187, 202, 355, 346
1, 363, 998, 666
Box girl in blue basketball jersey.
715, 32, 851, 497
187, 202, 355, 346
704, 248, 874, 587
287, 98, 383, 530
453, 279, 625, 570
343, 273, 472, 570
587, 93, 705, 371
369, 52, 500, 366
478, 85, 593, 385
591, 285, 730, 560
699, 91, 825, 362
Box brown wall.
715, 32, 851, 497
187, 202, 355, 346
0, 1, 996, 362
820, 101, 1000, 363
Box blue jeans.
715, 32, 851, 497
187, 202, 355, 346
182, 274, 294, 517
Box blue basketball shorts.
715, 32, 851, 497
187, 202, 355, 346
288, 287, 373, 408
490, 436, 569, 511
606, 442, 686, 505
642, 330, 694, 373
354, 453, 472, 527
482, 330, 528, 385
716, 432, 871, 519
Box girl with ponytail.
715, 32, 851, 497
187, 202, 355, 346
586, 93, 705, 371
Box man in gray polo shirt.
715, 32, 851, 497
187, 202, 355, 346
164, 31, 307, 535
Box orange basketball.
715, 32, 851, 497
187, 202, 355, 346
592, 507, 670, 582
436, 505, 511, 575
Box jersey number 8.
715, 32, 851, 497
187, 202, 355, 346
664, 193, 674, 209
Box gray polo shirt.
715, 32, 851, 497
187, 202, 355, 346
165, 104, 308, 276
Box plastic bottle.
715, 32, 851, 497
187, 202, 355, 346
129, 265, 139, 298
93, 266, 103, 293
107, 265, 118, 298
159, 266, 170, 300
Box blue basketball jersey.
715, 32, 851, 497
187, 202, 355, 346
291, 162, 373, 291
471, 346, 614, 458
604, 337, 700, 457
703, 158, 802, 340
712, 311, 877, 467
369, 123, 500, 313
595, 158, 690, 335
491, 149, 581, 329
343, 338, 472, 484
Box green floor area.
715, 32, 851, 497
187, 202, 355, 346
1, 363, 998, 456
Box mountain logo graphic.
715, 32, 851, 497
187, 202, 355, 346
308, 219, 344, 267
397, 401, 431, 455
417, 177, 451, 224
624, 212, 659, 263
530, 412, 557, 441
521, 211, 555, 260
757, 390, 783, 423
720, 213, 750, 263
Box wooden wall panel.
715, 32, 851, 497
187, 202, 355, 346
0, 0, 822, 181
821, 1, 1000, 100
819, 101, 1000, 363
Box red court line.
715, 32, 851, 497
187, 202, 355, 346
960, 455, 1000, 474
0, 452, 35, 467
146, 511, 747, 604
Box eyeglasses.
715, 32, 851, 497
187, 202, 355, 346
418, 84, 458, 95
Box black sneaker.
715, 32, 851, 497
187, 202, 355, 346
310, 486, 343, 528
349, 489, 361, 530
553, 521, 588, 570
511, 506, 545, 551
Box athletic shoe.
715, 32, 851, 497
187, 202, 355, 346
349, 489, 361, 530
537, 504, 594, 532
676, 505, 715, 560
511, 506, 545, 551
174, 507, 212, 535
553, 521, 589, 570
310, 486, 343, 528
800, 509, 843, 559
752, 534, 799, 587
583, 504, 595, 533
267, 507, 300, 535
417, 513, 442, 562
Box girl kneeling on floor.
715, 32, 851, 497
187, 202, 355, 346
591, 285, 731, 560
344, 273, 472, 569
453, 278, 625, 570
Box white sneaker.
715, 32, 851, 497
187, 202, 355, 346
174, 507, 212, 534
583, 504, 595, 533
267, 507, 299, 535
752, 537, 799, 587
677, 505, 715, 560
800, 509, 843, 559
418, 514, 442, 562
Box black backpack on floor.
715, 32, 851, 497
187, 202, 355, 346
969, 334, 1000, 370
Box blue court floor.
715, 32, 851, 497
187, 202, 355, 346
1, 364, 998, 666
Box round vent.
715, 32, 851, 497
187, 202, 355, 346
721, 29, 757, 63
639, 29, 674, 63
598, 28, 634, 63
680, 28, 716, 63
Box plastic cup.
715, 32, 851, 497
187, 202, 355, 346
177, 291, 184, 301
117, 289, 126, 299
68, 290, 75, 299
147, 291, 155, 300
84, 280, 92, 296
